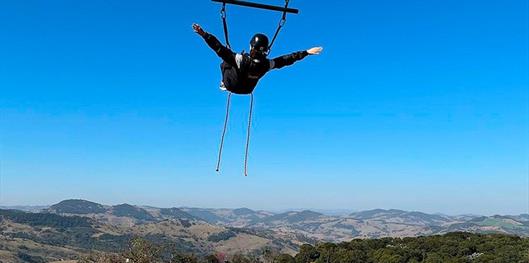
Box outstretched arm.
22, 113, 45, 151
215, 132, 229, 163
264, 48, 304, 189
192, 23, 236, 66
270, 47, 323, 70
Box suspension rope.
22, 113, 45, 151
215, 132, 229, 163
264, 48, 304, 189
244, 93, 254, 176
268, 0, 290, 52
216, 92, 232, 172
220, 3, 231, 49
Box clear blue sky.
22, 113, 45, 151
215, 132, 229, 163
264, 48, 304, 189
1, 0, 528, 215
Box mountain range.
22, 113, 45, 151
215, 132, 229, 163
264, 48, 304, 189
1, 199, 528, 262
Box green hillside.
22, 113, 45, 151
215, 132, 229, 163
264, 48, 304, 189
82, 232, 529, 263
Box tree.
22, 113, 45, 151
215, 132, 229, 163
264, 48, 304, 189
206, 254, 221, 263
295, 244, 319, 263
274, 254, 295, 263
123, 237, 161, 263
230, 254, 256, 263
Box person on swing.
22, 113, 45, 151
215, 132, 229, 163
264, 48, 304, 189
192, 23, 322, 94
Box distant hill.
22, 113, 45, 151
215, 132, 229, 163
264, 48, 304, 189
180, 207, 272, 227
518, 214, 529, 221
0, 205, 48, 213
110, 204, 155, 221
446, 215, 529, 236
263, 210, 324, 224
233, 208, 256, 216
0, 209, 93, 228
159, 207, 197, 221
349, 209, 453, 226
181, 208, 225, 224
47, 199, 107, 214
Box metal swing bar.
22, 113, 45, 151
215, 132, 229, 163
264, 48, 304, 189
212, 0, 299, 14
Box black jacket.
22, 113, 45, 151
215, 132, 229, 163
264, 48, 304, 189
202, 32, 309, 94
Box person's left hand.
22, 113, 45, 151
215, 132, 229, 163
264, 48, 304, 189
307, 47, 323, 55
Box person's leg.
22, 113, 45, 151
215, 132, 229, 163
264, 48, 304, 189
219, 62, 239, 93
219, 62, 227, 90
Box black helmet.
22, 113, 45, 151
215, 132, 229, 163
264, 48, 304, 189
250, 33, 269, 54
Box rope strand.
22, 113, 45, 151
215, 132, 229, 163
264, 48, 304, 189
216, 92, 232, 172
221, 3, 231, 49
268, 0, 290, 52
244, 93, 254, 176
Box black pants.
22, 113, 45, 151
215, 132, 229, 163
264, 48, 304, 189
220, 62, 253, 94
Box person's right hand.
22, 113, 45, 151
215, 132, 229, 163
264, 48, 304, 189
192, 23, 205, 36
307, 47, 323, 55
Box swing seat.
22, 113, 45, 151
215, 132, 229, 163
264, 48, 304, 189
212, 0, 299, 14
